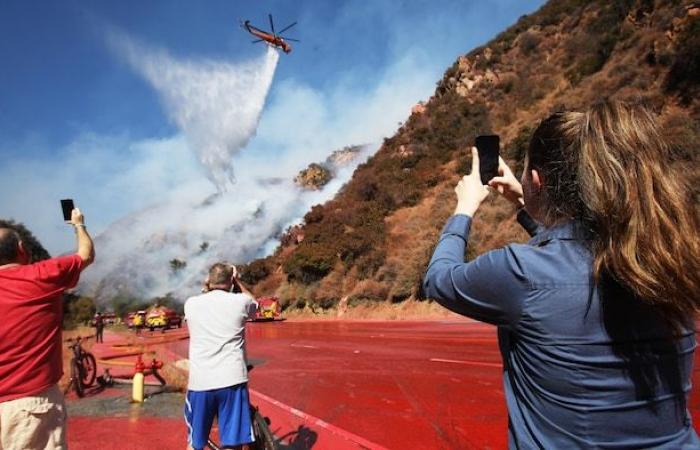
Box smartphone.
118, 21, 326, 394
475, 135, 500, 184
60, 199, 74, 222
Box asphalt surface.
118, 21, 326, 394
68, 320, 700, 449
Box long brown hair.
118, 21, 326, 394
528, 100, 700, 326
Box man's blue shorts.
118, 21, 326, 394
184, 383, 255, 450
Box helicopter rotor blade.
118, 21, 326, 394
251, 39, 264, 43
277, 22, 297, 35
268, 14, 275, 35
283, 38, 300, 42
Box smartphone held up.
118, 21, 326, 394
475, 135, 500, 184
60, 199, 75, 222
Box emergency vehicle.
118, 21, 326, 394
145, 306, 182, 330
252, 296, 281, 321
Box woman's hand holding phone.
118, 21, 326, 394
454, 147, 490, 217
488, 157, 524, 208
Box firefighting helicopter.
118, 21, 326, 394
242, 14, 299, 54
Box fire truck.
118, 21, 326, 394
145, 306, 182, 331
252, 296, 281, 321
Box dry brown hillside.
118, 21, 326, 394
239, 0, 700, 313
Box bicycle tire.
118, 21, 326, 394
80, 352, 98, 388
71, 359, 84, 397
206, 406, 274, 450
251, 407, 275, 450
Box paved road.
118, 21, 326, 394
169, 319, 700, 449
69, 321, 700, 449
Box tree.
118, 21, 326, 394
170, 258, 187, 272
63, 294, 96, 329
151, 293, 184, 315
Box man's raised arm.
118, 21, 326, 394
70, 208, 95, 266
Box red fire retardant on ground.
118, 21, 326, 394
69, 321, 700, 449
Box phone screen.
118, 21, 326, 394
475, 135, 500, 184
60, 199, 74, 222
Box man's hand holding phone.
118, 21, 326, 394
61, 199, 94, 266
70, 208, 86, 228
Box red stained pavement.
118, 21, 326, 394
68, 417, 185, 450
241, 320, 512, 449
69, 320, 700, 449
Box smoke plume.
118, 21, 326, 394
109, 32, 279, 191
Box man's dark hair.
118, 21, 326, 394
208, 263, 234, 286
0, 228, 21, 265
0, 219, 50, 263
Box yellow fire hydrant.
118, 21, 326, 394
132, 355, 145, 403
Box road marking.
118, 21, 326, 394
429, 358, 501, 368
290, 344, 318, 349
250, 389, 390, 450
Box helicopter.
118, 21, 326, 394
242, 14, 299, 54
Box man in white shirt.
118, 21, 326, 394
184, 263, 258, 450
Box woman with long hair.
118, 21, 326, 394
423, 100, 700, 448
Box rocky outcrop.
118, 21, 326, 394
241, 0, 700, 311
295, 145, 366, 190
294, 163, 332, 190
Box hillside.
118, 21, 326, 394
240, 0, 700, 312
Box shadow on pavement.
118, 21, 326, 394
275, 425, 318, 449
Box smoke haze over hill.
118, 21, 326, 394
108, 31, 280, 191
0, 3, 555, 306
239, 0, 700, 310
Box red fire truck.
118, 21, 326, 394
252, 296, 281, 321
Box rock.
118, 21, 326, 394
294, 145, 365, 191
457, 55, 472, 71
294, 163, 332, 190
485, 69, 499, 84
395, 144, 415, 158
325, 145, 363, 168
411, 102, 426, 114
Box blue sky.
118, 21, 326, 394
0, 0, 545, 255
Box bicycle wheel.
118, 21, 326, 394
206, 439, 221, 450
80, 353, 97, 388
251, 407, 275, 450
71, 359, 85, 397
207, 407, 272, 450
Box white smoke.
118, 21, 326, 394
2, 28, 438, 303
79, 144, 374, 303
108, 32, 279, 191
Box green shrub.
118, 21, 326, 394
239, 258, 272, 285
169, 258, 187, 272
519, 31, 541, 55
564, 2, 635, 85
536, 0, 588, 27
505, 125, 534, 178
63, 294, 96, 329
284, 244, 335, 283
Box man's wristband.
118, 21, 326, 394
73, 224, 87, 229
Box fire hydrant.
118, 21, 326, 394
132, 355, 146, 403
150, 358, 166, 386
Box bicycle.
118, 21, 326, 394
206, 404, 276, 450
65, 336, 97, 397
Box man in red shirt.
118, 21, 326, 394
0, 208, 94, 449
